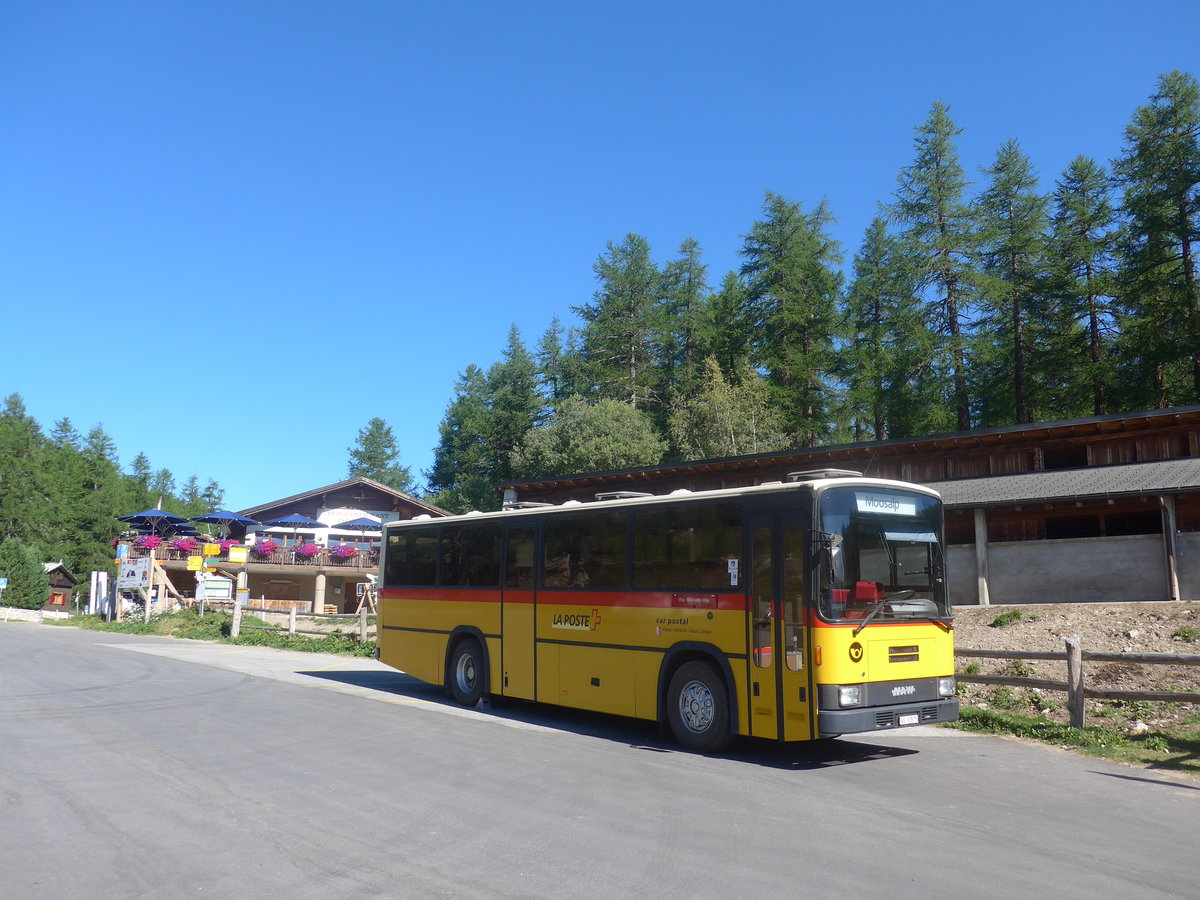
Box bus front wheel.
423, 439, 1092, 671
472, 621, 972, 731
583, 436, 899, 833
666, 661, 733, 753
449, 638, 485, 707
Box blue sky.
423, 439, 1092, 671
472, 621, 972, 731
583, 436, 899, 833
2, 1, 1197, 510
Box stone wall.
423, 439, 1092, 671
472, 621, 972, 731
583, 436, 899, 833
949, 532, 1200, 605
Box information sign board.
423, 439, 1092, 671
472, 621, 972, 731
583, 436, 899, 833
117, 558, 150, 588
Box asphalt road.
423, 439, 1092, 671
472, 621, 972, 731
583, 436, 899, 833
2, 622, 1197, 899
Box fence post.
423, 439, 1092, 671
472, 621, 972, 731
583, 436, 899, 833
231, 602, 242, 638
359, 604, 368, 641
289, 606, 297, 636
1066, 635, 1085, 728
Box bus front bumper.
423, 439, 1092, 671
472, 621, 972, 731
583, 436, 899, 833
818, 697, 959, 736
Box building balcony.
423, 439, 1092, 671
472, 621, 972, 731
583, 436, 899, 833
130, 545, 380, 574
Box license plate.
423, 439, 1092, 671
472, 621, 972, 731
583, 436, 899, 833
898, 713, 919, 726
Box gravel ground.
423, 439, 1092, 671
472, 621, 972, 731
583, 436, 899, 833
952, 601, 1200, 732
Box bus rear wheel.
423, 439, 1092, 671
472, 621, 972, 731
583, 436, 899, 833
449, 638, 485, 707
667, 661, 732, 753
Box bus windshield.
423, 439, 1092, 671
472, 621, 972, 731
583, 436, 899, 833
816, 486, 949, 626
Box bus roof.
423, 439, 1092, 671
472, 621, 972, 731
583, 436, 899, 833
386, 474, 942, 529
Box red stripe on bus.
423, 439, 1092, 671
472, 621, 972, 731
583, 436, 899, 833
378, 587, 748, 612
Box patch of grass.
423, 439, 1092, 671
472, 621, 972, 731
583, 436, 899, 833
963, 662, 981, 676
1009, 660, 1035, 678
56, 610, 376, 657
1172, 625, 1199, 643
989, 609, 1024, 628
948, 707, 1200, 776
988, 686, 1019, 709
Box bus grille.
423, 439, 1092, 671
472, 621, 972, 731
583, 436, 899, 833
889, 645, 919, 663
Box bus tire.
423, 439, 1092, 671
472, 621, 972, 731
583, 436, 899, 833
449, 638, 485, 707
666, 660, 733, 753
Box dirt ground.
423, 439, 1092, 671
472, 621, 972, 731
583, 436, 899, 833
952, 601, 1200, 732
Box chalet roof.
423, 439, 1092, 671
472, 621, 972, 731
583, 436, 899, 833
238, 476, 448, 518
927, 458, 1200, 509
43, 561, 78, 584
497, 405, 1200, 493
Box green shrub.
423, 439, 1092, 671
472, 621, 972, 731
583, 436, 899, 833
1172, 625, 1199, 643
989, 608, 1023, 628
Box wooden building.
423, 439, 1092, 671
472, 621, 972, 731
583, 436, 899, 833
497, 407, 1200, 606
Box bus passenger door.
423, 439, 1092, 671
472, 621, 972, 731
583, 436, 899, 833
500, 525, 536, 700
747, 509, 814, 742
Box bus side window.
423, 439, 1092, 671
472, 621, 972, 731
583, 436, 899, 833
505, 527, 535, 589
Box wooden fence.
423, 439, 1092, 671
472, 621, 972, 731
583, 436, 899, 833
230, 603, 374, 642
957, 637, 1200, 727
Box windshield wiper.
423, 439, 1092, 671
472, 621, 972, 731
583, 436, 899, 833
852, 602, 892, 637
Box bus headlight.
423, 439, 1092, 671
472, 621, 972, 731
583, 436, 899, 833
838, 685, 862, 707
938, 676, 956, 697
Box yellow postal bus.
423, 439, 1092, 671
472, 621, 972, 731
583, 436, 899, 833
377, 470, 957, 751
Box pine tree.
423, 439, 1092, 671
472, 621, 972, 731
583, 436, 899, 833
1048, 155, 1119, 415
487, 325, 542, 485
347, 417, 414, 492
890, 101, 977, 430
973, 140, 1050, 424
50, 418, 82, 450
0, 537, 49, 610
575, 233, 664, 409
695, 271, 754, 380
0, 394, 48, 546
842, 218, 947, 439
150, 468, 176, 502
426, 365, 498, 513
741, 192, 843, 445
1114, 70, 1200, 405
659, 237, 710, 403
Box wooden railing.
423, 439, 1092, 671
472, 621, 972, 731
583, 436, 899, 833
957, 637, 1200, 727
230, 604, 375, 642
134, 546, 378, 569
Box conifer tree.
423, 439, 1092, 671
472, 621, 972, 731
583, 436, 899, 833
1114, 70, 1200, 405
890, 101, 977, 430
973, 140, 1050, 424
695, 271, 754, 380
427, 365, 498, 513
741, 192, 843, 445
0, 537, 48, 610
1048, 155, 1119, 415
347, 417, 414, 493
659, 237, 710, 402
575, 233, 663, 409
487, 325, 542, 485
842, 218, 947, 439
